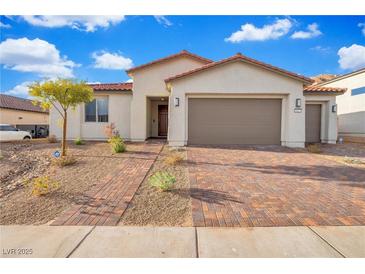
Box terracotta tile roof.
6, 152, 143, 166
304, 86, 347, 94
126, 50, 213, 74
89, 82, 133, 91
0, 94, 48, 113
317, 67, 365, 86
165, 53, 314, 84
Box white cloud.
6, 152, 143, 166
0, 37, 77, 78
291, 23, 322, 39
0, 21, 11, 28
225, 18, 292, 43
92, 51, 133, 70
21, 16, 125, 32
358, 23, 365, 36
154, 16, 173, 27
338, 44, 365, 70
126, 78, 133, 83
2, 81, 33, 98
310, 45, 331, 54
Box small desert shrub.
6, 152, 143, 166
149, 171, 176, 191
24, 176, 60, 196
108, 136, 126, 153
74, 137, 84, 145
47, 134, 57, 143
307, 144, 321, 154
164, 153, 184, 166
52, 155, 77, 167
343, 156, 365, 165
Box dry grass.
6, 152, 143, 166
343, 156, 365, 165
164, 153, 184, 166
307, 144, 322, 154
47, 134, 58, 143
52, 155, 77, 167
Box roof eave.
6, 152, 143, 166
165, 57, 314, 85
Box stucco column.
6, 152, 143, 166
130, 95, 147, 141
284, 94, 305, 148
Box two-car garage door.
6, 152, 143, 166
188, 98, 282, 145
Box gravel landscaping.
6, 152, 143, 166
0, 140, 144, 225
119, 145, 192, 226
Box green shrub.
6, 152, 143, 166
307, 144, 321, 154
74, 137, 84, 145
149, 171, 176, 191
108, 136, 126, 153
47, 134, 57, 143
52, 155, 77, 167
24, 176, 60, 196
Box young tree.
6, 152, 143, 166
29, 79, 94, 156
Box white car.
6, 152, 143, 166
0, 124, 32, 141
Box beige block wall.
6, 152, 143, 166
49, 92, 132, 140
129, 56, 208, 141
0, 108, 48, 125
321, 71, 365, 136
168, 61, 307, 148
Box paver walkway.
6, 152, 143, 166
188, 145, 365, 227
52, 142, 163, 226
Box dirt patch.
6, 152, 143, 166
119, 145, 192, 226
0, 140, 144, 225
315, 143, 365, 169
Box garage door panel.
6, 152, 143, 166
188, 98, 281, 145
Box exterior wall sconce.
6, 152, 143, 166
295, 98, 301, 108
174, 97, 180, 107
332, 104, 337, 113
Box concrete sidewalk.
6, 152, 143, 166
1, 226, 364, 258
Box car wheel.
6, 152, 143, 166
23, 136, 31, 140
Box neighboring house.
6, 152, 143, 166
0, 94, 49, 137
318, 68, 365, 143
50, 50, 346, 148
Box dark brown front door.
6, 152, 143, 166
158, 105, 168, 136
305, 104, 321, 143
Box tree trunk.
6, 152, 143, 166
62, 110, 67, 156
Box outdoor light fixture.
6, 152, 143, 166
295, 98, 301, 108
174, 97, 180, 107
332, 104, 337, 113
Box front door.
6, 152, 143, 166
158, 105, 168, 136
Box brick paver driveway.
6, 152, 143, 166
52, 141, 163, 226
188, 145, 365, 227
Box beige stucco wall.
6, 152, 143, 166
129, 56, 208, 141
168, 61, 308, 148
0, 108, 48, 125
321, 71, 365, 137
49, 92, 132, 140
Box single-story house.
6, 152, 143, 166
50, 50, 346, 148
0, 94, 49, 137
318, 68, 365, 143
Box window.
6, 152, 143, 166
0, 125, 18, 131
351, 86, 365, 96
85, 97, 108, 122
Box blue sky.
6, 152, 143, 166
1, 15, 364, 98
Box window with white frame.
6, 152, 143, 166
85, 97, 109, 122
